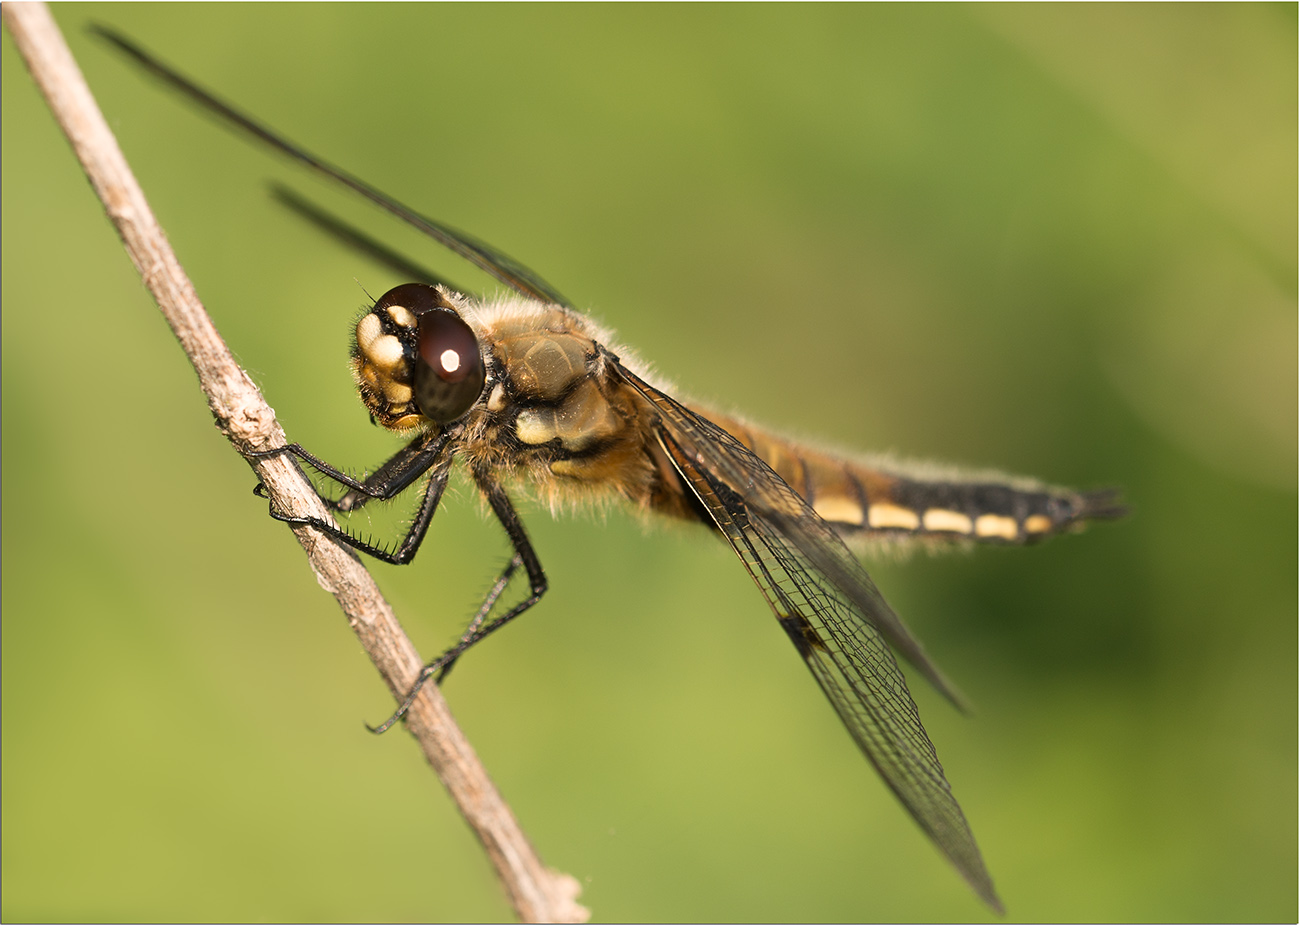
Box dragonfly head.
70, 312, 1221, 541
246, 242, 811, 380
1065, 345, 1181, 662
351, 283, 487, 431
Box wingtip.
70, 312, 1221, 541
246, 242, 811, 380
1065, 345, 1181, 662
945, 835, 1005, 914
980, 889, 1007, 917
969, 867, 1005, 916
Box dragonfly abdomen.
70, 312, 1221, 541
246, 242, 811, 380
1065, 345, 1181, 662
712, 415, 1122, 547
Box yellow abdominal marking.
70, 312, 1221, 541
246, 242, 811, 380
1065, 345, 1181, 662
922, 509, 973, 534
867, 503, 921, 530
813, 496, 865, 526
1023, 514, 1053, 534
974, 514, 1019, 540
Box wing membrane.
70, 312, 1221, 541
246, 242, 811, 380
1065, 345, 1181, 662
619, 361, 1001, 911
94, 27, 572, 308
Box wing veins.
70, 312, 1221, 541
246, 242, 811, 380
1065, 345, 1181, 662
616, 361, 966, 706
94, 26, 572, 308
638, 370, 1002, 912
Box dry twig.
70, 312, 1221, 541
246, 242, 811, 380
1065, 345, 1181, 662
2, 4, 587, 921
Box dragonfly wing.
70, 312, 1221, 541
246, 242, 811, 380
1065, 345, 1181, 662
616, 363, 966, 705
617, 360, 1001, 911
94, 27, 572, 308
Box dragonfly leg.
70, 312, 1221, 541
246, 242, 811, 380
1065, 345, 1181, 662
251, 432, 453, 564
368, 474, 547, 734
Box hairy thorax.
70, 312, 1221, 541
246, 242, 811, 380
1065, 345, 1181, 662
454, 297, 664, 514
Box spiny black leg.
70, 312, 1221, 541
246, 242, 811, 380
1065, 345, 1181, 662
332, 433, 452, 513
368, 475, 548, 734
435, 553, 524, 686
252, 430, 450, 507
252, 431, 454, 565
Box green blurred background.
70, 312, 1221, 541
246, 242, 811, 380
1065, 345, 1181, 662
3, 4, 1294, 922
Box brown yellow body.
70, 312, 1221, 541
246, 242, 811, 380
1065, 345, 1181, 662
351, 289, 1116, 549
94, 29, 1124, 908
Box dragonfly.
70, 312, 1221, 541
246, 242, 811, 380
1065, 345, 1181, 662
99, 27, 1122, 913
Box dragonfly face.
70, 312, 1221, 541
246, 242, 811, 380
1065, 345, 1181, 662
99, 27, 1125, 914
352, 283, 487, 430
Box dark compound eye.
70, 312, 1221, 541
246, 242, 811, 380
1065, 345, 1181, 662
369, 284, 487, 425
412, 307, 486, 423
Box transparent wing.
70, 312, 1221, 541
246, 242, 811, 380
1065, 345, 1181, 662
94, 27, 572, 308
616, 360, 1002, 912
